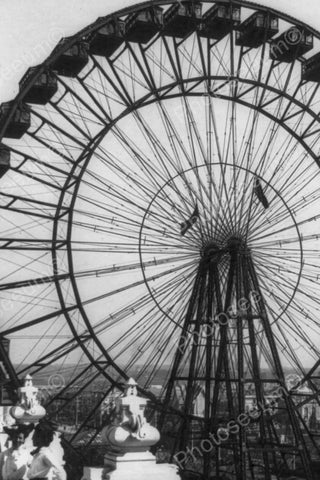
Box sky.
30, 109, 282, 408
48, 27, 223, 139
0, 0, 320, 101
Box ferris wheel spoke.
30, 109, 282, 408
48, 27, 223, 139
252, 255, 301, 278
25, 131, 77, 165
252, 265, 296, 310
76, 73, 113, 124
180, 36, 204, 79
206, 94, 235, 235
15, 312, 74, 366
276, 156, 320, 206
115, 49, 150, 99
146, 264, 197, 312
251, 212, 320, 244
269, 141, 317, 196
74, 181, 182, 236
130, 108, 183, 183
123, 323, 176, 380
257, 266, 320, 353
279, 79, 307, 124
257, 190, 318, 233
71, 200, 165, 236
253, 103, 290, 179
126, 108, 204, 216
97, 278, 191, 368
0, 254, 195, 293
55, 73, 108, 126
1, 305, 78, 336
142, 265, 197, 310
154, 101, 204, 210
156, 100, 209, 206
10, 145, 72, 178
0, 195, 58, 220
0, 236, 52, 251
186, 33, 202, 79
172, 37, 191, 92
76, 177, 157, 221
92, 54, 132, 108
104, 53, 138, 104
112, 312, 166, 360
103, 308, 165, 360
47, 75, 103, 139
70, 219, 171, 246
48, 99, 93, 141
125, 42, 157, 94
28, 128, 82, 164
249, 201, 311, 242
133, 103, 220, 223
180, 115, 210, 235
280, 311, 320, 359
259, 303, 305, 371
71, 211, 183, 245
17, 337, 88, 375
85, 75, 117, 122
162, 35, 183, 88
110, 126, 169, 193
234, 106, 259, 227
29, 108, 87, 149
0, 238, 58, 250
138, 43, 162, 93
76, 260, 197, 312
219, 102, 239, 232
211, 37, 232, 78
91, 147, 162, 201
90, 292, 161, 342
277, 315, 320, 368
9, 161, 64, 192
182, 96, 225, 236
224, 102, 239, 230
0, 252, 55, 285
213, 115, 241, 235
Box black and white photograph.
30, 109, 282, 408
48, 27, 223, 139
0, 1, 320, 479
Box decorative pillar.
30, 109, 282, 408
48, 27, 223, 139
82, 378, 180, 480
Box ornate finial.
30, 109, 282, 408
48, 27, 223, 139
102, 379, 160, 451
10, 374, 46, 424
85, 379, 180, 480
126, 377, 138, 396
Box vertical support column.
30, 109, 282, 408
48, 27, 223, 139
236, 249, 246, 479
179, 262, 207, 451
242, 254, 272, 479
158, 265, 203, 436
210, 249, 239, 477
247, 256, 314, 480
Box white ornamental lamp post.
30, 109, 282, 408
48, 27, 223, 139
10, 374, 46, 425
82, 378, 181, 480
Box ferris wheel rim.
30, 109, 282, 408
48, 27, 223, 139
0, 0, 318, 370
3, 0, 320, 141
48, 64, 319, 361
0, 2, 320, 467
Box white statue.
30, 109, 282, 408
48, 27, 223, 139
103, 378, 160, 450
10, 375, 46, 424
82, 379, 180, 480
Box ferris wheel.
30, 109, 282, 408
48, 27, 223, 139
1, 0, 320, 478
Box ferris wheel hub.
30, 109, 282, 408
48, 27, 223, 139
226, 235, 247, 253
201, 241, 220, 259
